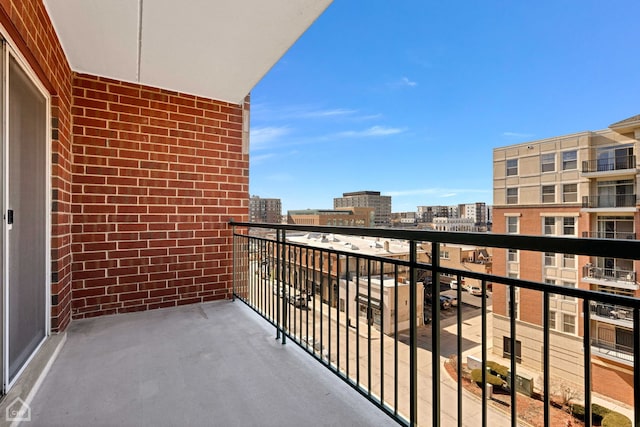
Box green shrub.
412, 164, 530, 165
470, 368, 505, 387
571, 403, 611, 424
486, 361, 509, 378
602, 411, 631, 427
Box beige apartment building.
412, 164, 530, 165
492, 114, 640, 405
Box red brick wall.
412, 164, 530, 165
71, 75, 248, 318
0, 0, 74, 331
592, 359, 633, 406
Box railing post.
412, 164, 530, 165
430, 242, 440, 427
634, 307, 640, 427
281, 229, 287, 345
583, 299, 592, 427
410, 240, 419, 427
232, 223, 236, 302
276, 229, 281, 341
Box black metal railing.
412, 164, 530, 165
582, 194, 637, 208
582, 231, 636, 240
230, 221, 640, 427
582, 264, 636, 284
582, 155, 636, 173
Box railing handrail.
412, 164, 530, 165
229, 221, 640, 260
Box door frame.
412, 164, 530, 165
0, 25, 52, 393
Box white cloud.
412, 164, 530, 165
251, 153, 275, 165
384, 188, 490, 197
337, 125, 405, 138
401, 77, 417, 87
502, 131, 534, 138
250, 126, 291, 149
297, 108, 357, 118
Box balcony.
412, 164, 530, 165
581, 194, 637, 212
589, 301, 633, 326
582, 231, 636, 240
582, 264, 638, 290
581, 155, 637, 177
591, 338, 634, 364
8, 223, 640, 427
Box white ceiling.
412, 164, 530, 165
43, 0, 332, 105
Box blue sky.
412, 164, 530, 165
249, 1, 640, 213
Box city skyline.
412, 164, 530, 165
249, 1, 640, 213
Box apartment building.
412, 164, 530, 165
249, 196, 282, 224
492, 114, 640, 405
334, 191, 391, 226
287, 207, 374, 227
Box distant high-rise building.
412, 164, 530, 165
249, 196, 282, 223
458, 202, 487, 226
334, 191, 391, 226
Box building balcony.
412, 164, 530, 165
581, 231, 636, 240
581, 155, 637, 177
582, 264, 638, 290
591, 338, 634, 365
8, 222, 640, 427
589, 301, 633, 326
581, 194, 637, 212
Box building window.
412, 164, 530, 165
542, 185, 555, 203
508, 249, 518, 262
544, 252, 556, 266
562, 183, 577, 203
543, 217, 555, 235
562, 253, 575, 269
507, 217, 518, 234
541, 153, 555, 172
563, 217, 575, 236
560, 281, 576, 301
440, 251, 449, 260
549, 311, 556, 330
562, 150, 577, 170
562, 314, 576, 334
503, 336, 522, 363
506, 159, 518, 176
506, 188, 518, 204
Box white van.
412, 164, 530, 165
449, 280, 458, 290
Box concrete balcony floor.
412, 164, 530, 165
27, 300, 396, 427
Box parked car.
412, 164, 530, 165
468, 285, 482, 296
449, 280, 458, 290
441, 294, 458, 307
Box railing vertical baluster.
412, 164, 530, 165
336, 252, 340, 372
380, 260, 384, 406
634, 307, 640, 427
320, 251, 324, 361
394, 263, 399, 417
509, 284, 517, 426
456, 273, 462, 426
356, 257, 361, 387
306, 247, 310, 351
584, 298, 592, 427
346, 254, 350, 380
276, 231, 281, 341
232, 225, 236, 301
281, 230, 287, 345
431, 242, 440, 427
329, 251, 333, 368
312, 249, 317, 355
367, 258, 372, 396
543, 291, 550, 427
481, 279, 487, 427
